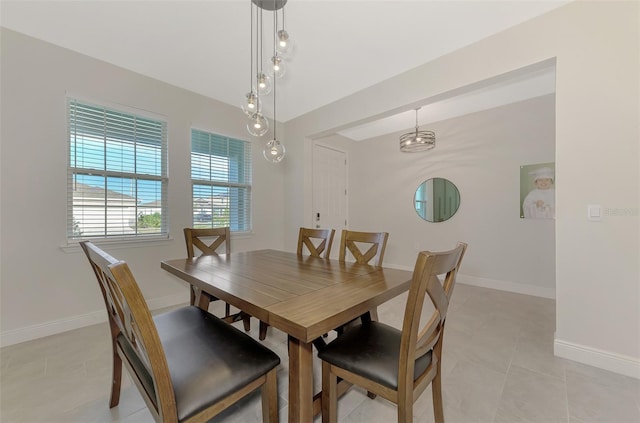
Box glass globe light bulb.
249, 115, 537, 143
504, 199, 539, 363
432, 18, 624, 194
263, 138, 285, 163
270, 55, 286, 79
276, 29, 291, 56
247, 112, 269, 137
256, 72, 272, 96
241, 91, 261, 115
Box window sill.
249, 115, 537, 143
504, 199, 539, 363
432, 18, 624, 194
60, 236, 174, 253
231, 231, 253, 240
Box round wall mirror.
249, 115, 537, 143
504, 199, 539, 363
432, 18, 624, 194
414, 178, 461, 222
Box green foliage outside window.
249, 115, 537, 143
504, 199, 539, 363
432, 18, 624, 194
138, 212, 162, 228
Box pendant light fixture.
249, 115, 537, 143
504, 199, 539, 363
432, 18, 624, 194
256, 7, 272, 96
244, 1, 268, 136
276, 5, 291, 56
243, 0, 291, 162
242, 3, 261, 116
262, 83, 285, 162
400, 108, 436, 152
247, 112, 269, 137
270, 55, 286, 79
257, 73, 272, 96
263, 3, 285, 163
241, 91, 261, 116
267, 0, 286, 79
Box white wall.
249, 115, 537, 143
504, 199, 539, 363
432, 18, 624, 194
342, 95, 555, 298
0, 29, 286, 345
1, 1, 638, 379
283, 1, 639, 377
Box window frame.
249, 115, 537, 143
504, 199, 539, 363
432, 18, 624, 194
66, 98, 169, 243
190, 128, 253, 234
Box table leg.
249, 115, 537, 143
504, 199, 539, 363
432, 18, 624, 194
287, 336, 314, 423
194, 289, 210, 311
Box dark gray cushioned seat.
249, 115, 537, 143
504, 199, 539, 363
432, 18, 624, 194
317, 321, 432, 390
118, 306, 280, 422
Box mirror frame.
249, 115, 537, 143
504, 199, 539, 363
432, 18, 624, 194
414, 178, 461, 222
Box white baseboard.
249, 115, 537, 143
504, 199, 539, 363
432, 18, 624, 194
555, 338, 640, 380
379, 265, 556, 299
0, 273, 556, 347
146, 293, 189, 311
457, 274, 556, 299
0, 293, 187, 348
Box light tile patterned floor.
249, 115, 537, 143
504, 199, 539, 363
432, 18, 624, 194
1, 284, 639, 422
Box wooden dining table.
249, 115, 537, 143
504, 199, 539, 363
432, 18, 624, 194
161, 249, 413, 423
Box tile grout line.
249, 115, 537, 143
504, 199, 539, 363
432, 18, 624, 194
491, 322, 520, 423
563, 361, 571, 423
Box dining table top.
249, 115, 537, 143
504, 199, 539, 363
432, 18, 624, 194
161, 249, 413, 343
161, 248, 414, 422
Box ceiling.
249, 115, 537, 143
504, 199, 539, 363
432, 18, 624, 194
1, 0, 567, 140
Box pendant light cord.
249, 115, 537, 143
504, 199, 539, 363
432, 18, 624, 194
249, 1, 254, 89
255, 5, 260, 92
273, 2, 277, 139
281, 4, 285, 31
259, 6, 263, 75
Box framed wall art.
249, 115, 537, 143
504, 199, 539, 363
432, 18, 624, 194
520, 162, 555, 219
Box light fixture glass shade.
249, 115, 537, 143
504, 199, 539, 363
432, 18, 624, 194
241, 91, 261, 115
247, 112, 269, 137
270, 55, 286, 78
276, 29, 291, 56
256, 73, 272, 96
399, 130, 436, 152
263, 138, 285, 162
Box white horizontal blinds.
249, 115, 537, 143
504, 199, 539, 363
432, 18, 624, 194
68, 99, 168, 239
191, 129, 252, 231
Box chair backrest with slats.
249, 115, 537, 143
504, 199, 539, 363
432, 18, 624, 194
338, 230, 389, 267
80, 241, 176, 421
398, 242, 467, 395
184, 227, 231, 258
297, 227, 336, 259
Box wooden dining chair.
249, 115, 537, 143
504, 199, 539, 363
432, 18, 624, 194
184, 227, 251, 332
297, 227, 336, 258
80, 241, 280, 423
311, 229, 392, 355
318, 242, 467, 423
338, 229, 389, 267
259, 227, 337, 341
337, 229, 389, 327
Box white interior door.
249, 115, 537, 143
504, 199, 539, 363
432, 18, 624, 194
312, 144, 347, 247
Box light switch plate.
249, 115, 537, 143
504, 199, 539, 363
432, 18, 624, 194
587, 204, 602, 221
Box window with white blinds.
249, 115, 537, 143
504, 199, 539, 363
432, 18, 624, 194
67, 99, 168, 240
191, 129, 252, 232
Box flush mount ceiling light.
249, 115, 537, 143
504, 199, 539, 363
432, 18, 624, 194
241, 0, 292, 162
399, 108, 436, 152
